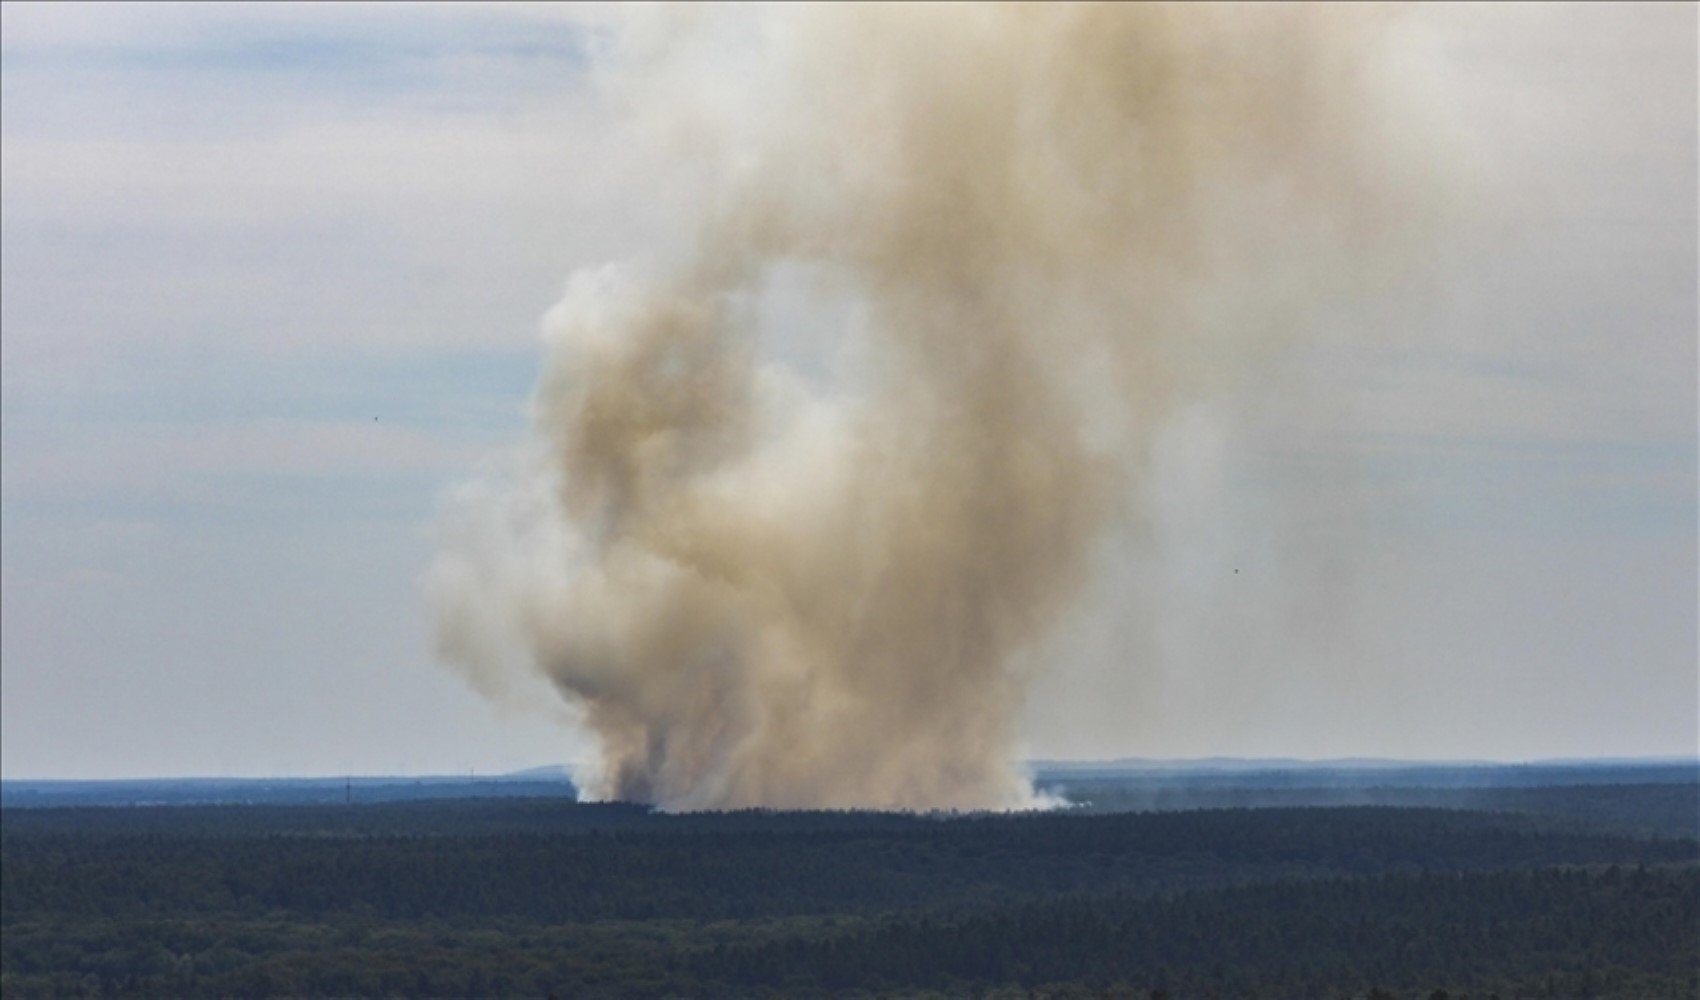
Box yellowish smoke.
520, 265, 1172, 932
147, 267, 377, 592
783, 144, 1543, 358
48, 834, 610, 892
433, 4, 1426, 809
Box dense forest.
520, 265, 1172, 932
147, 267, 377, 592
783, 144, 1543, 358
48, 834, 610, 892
3, 777, 1696, 997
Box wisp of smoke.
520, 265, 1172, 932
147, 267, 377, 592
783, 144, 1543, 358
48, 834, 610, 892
432, 4, 1425, 810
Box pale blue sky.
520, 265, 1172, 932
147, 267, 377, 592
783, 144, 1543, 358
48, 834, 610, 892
2, 2, 1694, 778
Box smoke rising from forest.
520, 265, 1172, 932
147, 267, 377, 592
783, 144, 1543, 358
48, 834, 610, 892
432, 4, 1426, 810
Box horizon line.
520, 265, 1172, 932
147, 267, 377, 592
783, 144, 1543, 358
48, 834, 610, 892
5, 754, 1698, 784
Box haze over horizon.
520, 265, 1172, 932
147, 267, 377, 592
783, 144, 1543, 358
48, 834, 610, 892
9, 754, 1700, 786
2, 2, 1694, 783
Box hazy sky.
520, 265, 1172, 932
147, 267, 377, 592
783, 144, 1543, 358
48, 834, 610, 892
2, 2, 1693, 779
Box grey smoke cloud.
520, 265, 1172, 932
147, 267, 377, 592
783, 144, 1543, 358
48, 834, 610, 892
431, 4, 1428, 809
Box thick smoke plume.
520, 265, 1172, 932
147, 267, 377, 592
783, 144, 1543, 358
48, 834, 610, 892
433, 4, 1421, 810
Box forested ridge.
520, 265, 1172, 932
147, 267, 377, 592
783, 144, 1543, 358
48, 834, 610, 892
3, 784, 1696, 997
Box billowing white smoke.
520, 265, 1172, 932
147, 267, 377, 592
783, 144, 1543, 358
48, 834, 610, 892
433, 4, 1425, 810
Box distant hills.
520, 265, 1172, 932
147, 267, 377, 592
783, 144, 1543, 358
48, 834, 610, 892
1028, 755, 1700, 772
0, 770, 577, 809
1029, 757, 1700, 794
